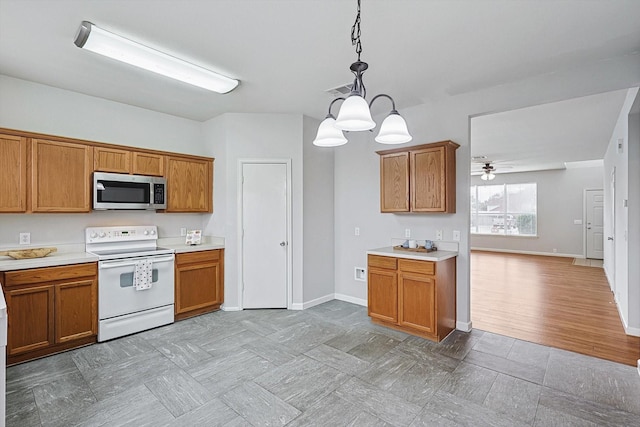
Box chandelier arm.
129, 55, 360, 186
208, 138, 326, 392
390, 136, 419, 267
369, 93, 397, 111
327, 97, 346, 117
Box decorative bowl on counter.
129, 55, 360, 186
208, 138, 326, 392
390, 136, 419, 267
0, 247, 58, 259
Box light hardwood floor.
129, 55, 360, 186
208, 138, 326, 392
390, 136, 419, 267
471, 250, 640, 366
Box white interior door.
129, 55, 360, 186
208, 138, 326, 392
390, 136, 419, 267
586, 189, 604, 259
242, 163, 288, 308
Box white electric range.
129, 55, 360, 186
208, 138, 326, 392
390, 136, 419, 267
86, 225, 175, 342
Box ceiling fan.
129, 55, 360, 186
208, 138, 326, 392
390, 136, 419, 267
480, 162, 496, 181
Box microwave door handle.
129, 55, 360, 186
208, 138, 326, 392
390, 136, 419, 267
96, 182, 105, 191
99, 255, 174, 269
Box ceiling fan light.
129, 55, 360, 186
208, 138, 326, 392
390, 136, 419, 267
481, 171, 495, 181
335, 95, 376, 131
375, 112, 412, 144
313, 117, 348, 147
74, 21, 239, 93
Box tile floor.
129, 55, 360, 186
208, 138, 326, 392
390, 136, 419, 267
6, 300, 640, 426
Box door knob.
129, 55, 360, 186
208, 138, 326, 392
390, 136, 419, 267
280, 241, 287, 246
587, 227, 591, 229
608, 237, 614, 241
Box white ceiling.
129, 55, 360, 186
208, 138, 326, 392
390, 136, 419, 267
470, 89, 630, 174
1, 0, 639, 170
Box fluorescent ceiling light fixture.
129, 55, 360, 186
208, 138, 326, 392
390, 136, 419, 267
74, 21, 238, 93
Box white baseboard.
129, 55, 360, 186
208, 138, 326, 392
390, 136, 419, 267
301, 294, 335, 309
334, 293, 367, 307
471, 247, 581, 258
637, 360, 640, 377
612, 296, 640, 337
456, 321, 472, 332
221, 305, 242, 312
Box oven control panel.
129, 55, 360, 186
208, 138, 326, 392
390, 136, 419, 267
85, 225, 158, 243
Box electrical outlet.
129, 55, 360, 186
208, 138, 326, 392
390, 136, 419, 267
180, 227, 187, 236
405, 229, 411, 238
436, 230, 443, 240
452, 230, 460, 241
19, 232, 30, 245
355, 227, 360, 236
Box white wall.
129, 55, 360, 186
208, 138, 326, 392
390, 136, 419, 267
302, 115, 335, 306
333, 52, 640, 331
0, 75, 209, 247
470, 167, 604, 257
604, 87, 640, 335
202, 113, 304, 310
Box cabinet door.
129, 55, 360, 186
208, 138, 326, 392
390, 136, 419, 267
5, 285, 55, 355
411, 147, 446, 212
379, 152, 409, 212
31, 139, 93, 212
55, 278, 97, 344
0, 134, 27, 212
133, 152, 164, 176
166, 156, 212, 212
367, 267, 398, 323
94, 146, 131, 173
398, 272, 435, 333
175, 250, 223, 319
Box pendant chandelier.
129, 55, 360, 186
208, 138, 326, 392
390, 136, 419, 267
313, 0, 412, 147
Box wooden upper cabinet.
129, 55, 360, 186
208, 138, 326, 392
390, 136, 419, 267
379, 152, 410, 212
377, 140, 459, 213
94, 146, 164, 176
0, 134, 28, 212
132, 152, 164, 176
31, 139, 93, 212
165, 156, 213, 213
94, 146, 131, 173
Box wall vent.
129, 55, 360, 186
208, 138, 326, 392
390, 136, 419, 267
325, 83, 353, 98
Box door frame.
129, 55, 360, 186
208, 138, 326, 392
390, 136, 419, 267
583, 188, 604, 259
237, 158, 293, 310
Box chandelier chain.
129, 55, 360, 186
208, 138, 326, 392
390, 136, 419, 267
351, 0, 362, 61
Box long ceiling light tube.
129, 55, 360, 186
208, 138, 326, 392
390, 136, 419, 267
74, 21, 239, 94
314, 0, 411, 147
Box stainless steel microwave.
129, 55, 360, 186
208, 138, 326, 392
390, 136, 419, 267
93, 172, 167, 210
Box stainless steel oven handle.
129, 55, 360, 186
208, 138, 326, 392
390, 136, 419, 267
99, 255, 175, 269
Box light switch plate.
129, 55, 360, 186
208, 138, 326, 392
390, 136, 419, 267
452, 230, 460, 241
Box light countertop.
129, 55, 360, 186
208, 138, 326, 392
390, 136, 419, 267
367, 246, 458, 262
0, 236, 225, 271
158, 236, 225, 254
0, 251, 99, 272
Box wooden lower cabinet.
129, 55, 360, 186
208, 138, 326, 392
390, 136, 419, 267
367, 254, 456, 342
175, 249, 224, 320
3, 263, 98, 365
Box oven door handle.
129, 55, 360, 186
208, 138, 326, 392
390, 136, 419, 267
99, 255, 175, 269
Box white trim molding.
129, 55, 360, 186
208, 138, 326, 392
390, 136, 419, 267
334, 293, 367, 307
470, 247, 582, 259
221, 305, 242, 312
456, 321, 473, 332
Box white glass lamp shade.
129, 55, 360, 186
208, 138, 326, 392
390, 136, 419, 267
375, 112, 412, 144
313, 117, 348, 147
480, 171, 495, 181
334, 95, 376, 131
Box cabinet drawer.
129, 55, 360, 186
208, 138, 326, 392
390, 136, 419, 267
4, 263, 97, 287
368, 255, 397, 270
176, 249, 221, 266
398, 259, 434, 275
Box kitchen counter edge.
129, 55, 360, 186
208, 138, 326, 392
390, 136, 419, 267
367, 247, 458, 262
0, 252, 99, 272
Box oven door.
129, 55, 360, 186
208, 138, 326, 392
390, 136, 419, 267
98, 254, 175, 320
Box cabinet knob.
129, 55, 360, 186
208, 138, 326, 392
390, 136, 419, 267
280, 241, 287, 247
